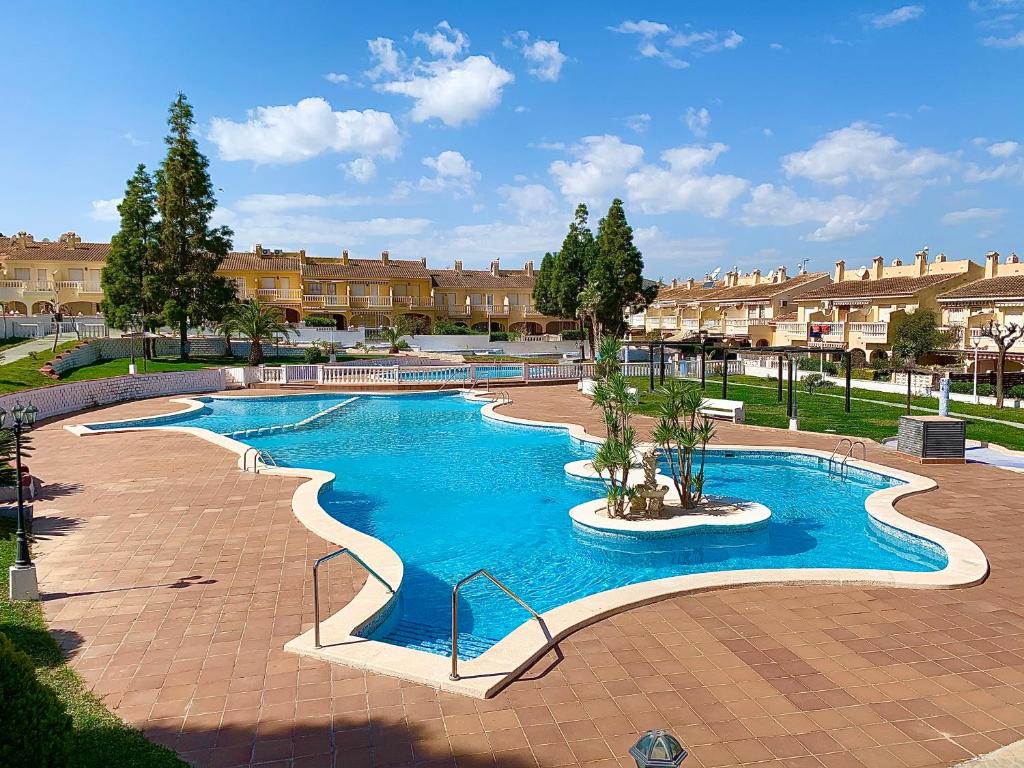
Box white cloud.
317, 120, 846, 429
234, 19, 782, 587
89, 197, 122, 222
375, 55, 513, 127
609, 20, 672, 36
345, 157, 377, 183
625, 143, 748, 217
982, 30, 1024, 47
633, 226, 731, 275
208, 97, 401, 164
413, 20, 469, 59
769, 42, 785, 50
988, 140, 1020, 157
964, 159, 1024, 182
625, 114, 652, 134
365, 38, 404, 81
514, 106, 529, 113
869, 5, 925, 29
215, 206, 431, 247
507, 31, 567, 81
942, 207, 1007, 225
548, 134, 644, 200
741, 184, 890, 242
685, 106, 711, 137
231, 193, 375, 214
609, 19, 743, 68
781, 122, 950, 186
323, 72, 349, 84
498, 184, 559, 222
417, 150, 480, 195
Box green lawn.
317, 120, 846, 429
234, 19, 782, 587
59, 353, 385, 381
629, 375, 1024, 450
0, 519, 185, 767
0, 340, 81, 395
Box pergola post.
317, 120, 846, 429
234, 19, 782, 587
844, 350, 852, 413
700, 340, 707, 391
786, 356, 794, 418
659, 343, 666, 385
722, 348, 729, 398
648, 343, 655, 392
777, 354, 783, 403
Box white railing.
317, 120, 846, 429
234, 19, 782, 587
261, 366, 285, 384
54, 281, 83, 291
349, 296, 393, 308
25, 281, 54, 292
470, 304, 510, 316
255, 288, 302, 301
680, 319, 699, 329
81, 283, 103, 294
849, 322, 888, 338
303, 295, 327, 307
77, 323, 109, 338
724, 319, 750, 333
50, 321, 76, 334
776, 322, 807, 339
821, 322, 846, 341
0, 280, 25, 289
282, 364, 322, 383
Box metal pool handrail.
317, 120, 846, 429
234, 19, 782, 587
241, 447, 259, 472
313, 548, 395, 648
450, 569, 541, 681
841, 440, 867, 469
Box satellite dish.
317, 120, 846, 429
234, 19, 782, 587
766, 270, 776, 281
709, 267, 722, 280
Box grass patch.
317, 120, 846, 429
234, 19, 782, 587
59, 353, 384, 381
0, 340, 81, 395
0, 519, 185, 767
629, 375, 1024, 450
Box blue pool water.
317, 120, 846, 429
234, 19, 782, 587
89, 392, 947, 659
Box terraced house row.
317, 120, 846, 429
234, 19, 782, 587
0, 232, 575, 334
646, 248, 1024, 373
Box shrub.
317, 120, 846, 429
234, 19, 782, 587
302, 342, 327, 364
434, 321, 481, 335
949, 380, 995, 396
489, 331, 522, 342
802, 373, 833, 394
0, 631, 72, 768
798, 356, 838, 375
303, 315, 335, 328
561, 329, 583, 340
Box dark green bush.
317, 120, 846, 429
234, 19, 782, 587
560, 329, 583, 340
302, 343, 327, 364
434, 321, 481, 335
950, 380, 995, 396
0, 631, 71, 767
303, 315, 336, 328
798, 356, 838, 375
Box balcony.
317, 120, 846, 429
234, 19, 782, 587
809, 322, 845, 343
254, 288, 302, 302
441, 305, 470, 317
848, 322, 888, 341
470, 304, 509, 316
724, 318, 751, 335
349, 296, 393, 308
776, 322, 808, 341
393, 296, 434, 309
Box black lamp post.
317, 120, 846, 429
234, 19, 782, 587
698, 330, 708, 391
630, 730, 688, 767
2, 403, 38, 567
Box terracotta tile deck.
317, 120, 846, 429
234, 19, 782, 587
22, 385, 1024, 767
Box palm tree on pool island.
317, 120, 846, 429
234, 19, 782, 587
220, 299, 292, 365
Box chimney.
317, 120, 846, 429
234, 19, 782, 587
935, 252, 946, 263
524, 260, 534, 276
255, 243, 263, 257
984, 251, 999, 278
671, 278, 678, 288
752, 268, 762, 285
777, 265, 787, 281
834, 260, 846, 283
1010, 252, 1020, 264
726, 271, 738, 287
381, 250, 390, 264
490, 259, 500, 277
342, 249, 350, 265
914, 247, 928, 276
454, 259, 463, 272
420, 256, 427, 267
686, 277, 695, 289
14, 231, 32, 248
872, 255, 884, 280
891, 258, 903, 267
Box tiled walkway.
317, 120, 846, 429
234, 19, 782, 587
24, 386, 1024, 767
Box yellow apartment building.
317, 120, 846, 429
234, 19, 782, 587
0, 231, 109, 315
789, 249, 981, 362
0, 233, 572, 333
938, 251, 1024, 372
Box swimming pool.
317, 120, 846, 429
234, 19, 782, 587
86, 392, 948, 661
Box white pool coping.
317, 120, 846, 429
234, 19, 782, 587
66, 388, 990, 699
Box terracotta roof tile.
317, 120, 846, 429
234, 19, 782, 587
429, 270, 536, 289
702, 272, 829, 303
0, 234, 109, 263
798, 272, 960, 301
303, 258, 431, 280
939, 275, 1024, 302
653, 281, 725, 304
219, 252, 301, 272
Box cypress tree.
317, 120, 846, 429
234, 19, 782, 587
154, 93, 233, 359
532, 252, 560, 316
101, 164, 161, 333
591, 198, 655, 335
552, 203, 596, 331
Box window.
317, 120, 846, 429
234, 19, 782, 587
351, 284, 366, 297
508, 294, 519, 306
393, 284, 407, 297
68, 268, 84, 282
14, 269, 30, 282
279, 277, 290, 290
471, 293, 481, 305
260, 277, 275, 289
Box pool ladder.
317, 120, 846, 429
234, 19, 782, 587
828, 438, 866, 476
450, 569, 543, 681
312, 548, 395, 648
436, 369, 463, 393
241, 447, 280, 473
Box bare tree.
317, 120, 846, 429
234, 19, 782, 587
978, 320, 1024, 407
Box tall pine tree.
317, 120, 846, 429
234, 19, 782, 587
532, 252, 560, 316
155, 93, 234, 359
552, 203, 596, 321
591, 198, 655, 335
101, 164, 161, 332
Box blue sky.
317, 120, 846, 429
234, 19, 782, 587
3, 1, 1023, 279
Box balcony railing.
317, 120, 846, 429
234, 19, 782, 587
349, 296, 393, 308
254, 288, 302, 301
81, 282, 103, 294
848, 322, 888, 339
776, 322, 808, 339
0, 280, 25, 289
440, 305, 470, 316
470, 304, 509, 316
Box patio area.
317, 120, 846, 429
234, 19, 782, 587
22, 385, 1024, 768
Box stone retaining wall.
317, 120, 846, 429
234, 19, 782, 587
0, 369, 227, 421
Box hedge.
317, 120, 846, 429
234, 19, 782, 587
0, 631, 71, 767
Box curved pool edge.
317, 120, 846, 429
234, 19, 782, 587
66, 389, 989, 700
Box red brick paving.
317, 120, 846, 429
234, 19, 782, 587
21, 386, 1024, 767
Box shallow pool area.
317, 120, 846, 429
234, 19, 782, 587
84, 392, 949, 662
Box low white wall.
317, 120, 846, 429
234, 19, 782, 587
288, 327, 366, 346
0, 369, 226, 421
403, 335, 581, 355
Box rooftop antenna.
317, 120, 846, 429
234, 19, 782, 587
798, 258, 810, 275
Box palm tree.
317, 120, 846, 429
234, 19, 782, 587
381, 317, 413, 354
221, 299, 292, 365
576, 283, 602, 360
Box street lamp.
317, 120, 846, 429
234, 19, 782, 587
630, 730, 688, 767
971, 338, 981, 404
3, 402, 39, 600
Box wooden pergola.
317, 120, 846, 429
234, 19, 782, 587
622, 338, 854, 414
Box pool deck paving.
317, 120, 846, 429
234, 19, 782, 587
20, 384, 1024, 768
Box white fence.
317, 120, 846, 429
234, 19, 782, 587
256, 361, 657, 387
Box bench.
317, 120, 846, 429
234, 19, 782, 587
699, 397, 745, 424
578, 378, 637, 397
